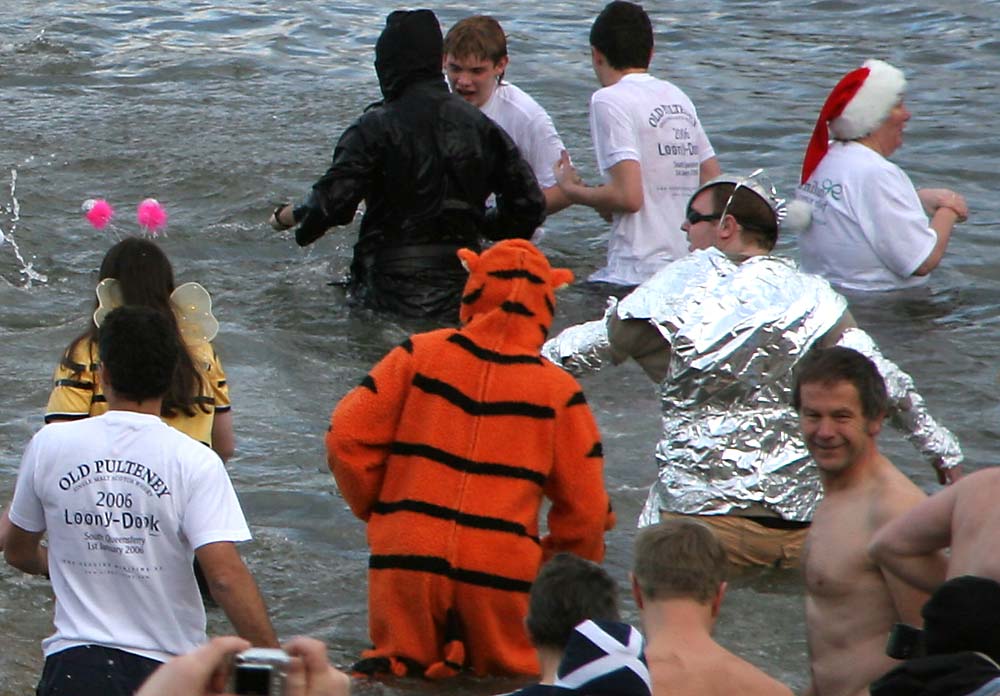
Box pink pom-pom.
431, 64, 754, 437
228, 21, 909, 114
137, 198, 168, 234
83, 198, 114, 229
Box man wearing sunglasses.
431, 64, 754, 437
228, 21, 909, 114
544, 174, 961, 568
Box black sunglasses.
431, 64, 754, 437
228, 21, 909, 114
685, 209, 721, 225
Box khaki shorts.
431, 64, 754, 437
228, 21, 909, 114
660, 511, 809, 569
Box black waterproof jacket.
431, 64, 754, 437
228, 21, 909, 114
292, 10, 545, 319
871, 652, 1000, 696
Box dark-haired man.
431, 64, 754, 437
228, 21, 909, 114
5, 306, 276, 696
632, 519, 792, 696
554, 0, 720, 286
518, 552, 620, 691
794, 347, 946, 696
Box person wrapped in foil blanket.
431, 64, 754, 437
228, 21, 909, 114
543, 172, 961, 568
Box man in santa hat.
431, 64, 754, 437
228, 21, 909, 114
797, 59, 967, 292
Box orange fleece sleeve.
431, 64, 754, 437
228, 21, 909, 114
326, 340, 415, 521
541, 385, 614, 562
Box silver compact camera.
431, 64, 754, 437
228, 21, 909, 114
230, 647, 291, 695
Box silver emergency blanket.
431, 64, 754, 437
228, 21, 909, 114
543, 248, 962, 525
837, 328, 962, 471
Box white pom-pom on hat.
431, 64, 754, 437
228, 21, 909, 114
781, 199, 813, 233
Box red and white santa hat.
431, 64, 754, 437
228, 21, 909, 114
800, 59, 906, 183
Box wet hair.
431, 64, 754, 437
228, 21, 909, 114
705, 183, 779, 251
98, 306, 179, 403
525, 553, 620, 650
443, 16, 508, 65
792, 346, 888, 421
633, 519, 727, 603
589, 1, 653, 71
62, 238, 208, 418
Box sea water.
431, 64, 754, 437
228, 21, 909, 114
1, 1, 998, 693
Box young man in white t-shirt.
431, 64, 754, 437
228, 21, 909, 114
554, 1, 721, 286
5, 306, 276, 696
444, 15, 571, 216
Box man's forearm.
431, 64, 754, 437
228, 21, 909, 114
558, 180, 636, 213
6, 542, 47, 576
209, 565, 278, 647
4, 523, 48, 577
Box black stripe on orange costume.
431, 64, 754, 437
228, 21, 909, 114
327, 239, 614, 678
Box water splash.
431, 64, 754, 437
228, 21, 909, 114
0, 168, 48, 287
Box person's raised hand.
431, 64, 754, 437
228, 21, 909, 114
553, 150, 581, 190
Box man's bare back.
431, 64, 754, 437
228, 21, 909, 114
646, 633, 792, 696
804, 458, 930, 696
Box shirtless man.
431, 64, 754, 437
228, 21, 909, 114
870, 468, 1000, 592
793, 347, 948, 696
632, 519, 793, 696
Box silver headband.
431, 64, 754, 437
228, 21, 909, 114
691, 169, 788, 229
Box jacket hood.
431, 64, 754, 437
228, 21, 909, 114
457, 240, 573, 351
374, 9, 444, 101
871, 652, 1000, 696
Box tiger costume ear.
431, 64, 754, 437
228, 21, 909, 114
551, 268, 574, 291
458, 248, 480, 273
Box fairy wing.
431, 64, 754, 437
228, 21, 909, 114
171, 282, 219, 345
92, 278, 218, 345
93, 278, 124, 328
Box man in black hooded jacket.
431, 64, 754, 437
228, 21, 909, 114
871, 576, 1000, 696
271, 9, 545, 319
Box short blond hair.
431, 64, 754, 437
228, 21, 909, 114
443, 16, 507, 64
633, 519, 727, 603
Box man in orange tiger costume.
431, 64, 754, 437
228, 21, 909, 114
327, 239, 614, 679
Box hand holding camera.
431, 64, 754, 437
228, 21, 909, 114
136, 636, 351, 696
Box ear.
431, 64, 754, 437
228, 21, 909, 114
718, 213, 740, 241
97, 364, 111, 393
495, 55, 510, 73
551, 268, 574, 291
711, 581, 727, 618
630, 572, 644, 610
457, 248, 479, 273
868, 413, 886, 437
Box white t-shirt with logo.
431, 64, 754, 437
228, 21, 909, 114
9, 410, 251, 662
589, 72, 716, 286
797, 140, 937, 292
481, 81, 565, 191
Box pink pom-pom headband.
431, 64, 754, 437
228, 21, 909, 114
82, 197, 168, 236
82, 199, 114, 229
137, 198, 167, 234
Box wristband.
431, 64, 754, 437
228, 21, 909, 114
272, 204, 293, 231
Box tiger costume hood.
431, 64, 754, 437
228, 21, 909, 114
458, 239, 573, 351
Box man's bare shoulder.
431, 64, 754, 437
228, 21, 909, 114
861, 456, 933, 537
649, 644, 792, 696
725, 654, 795, 696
